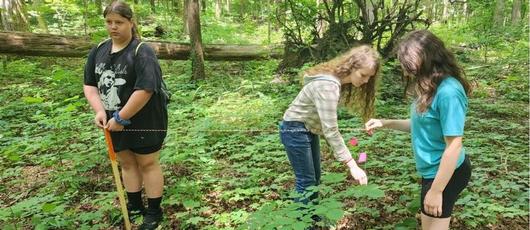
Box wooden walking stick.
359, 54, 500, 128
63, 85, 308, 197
104, 128, 132, 230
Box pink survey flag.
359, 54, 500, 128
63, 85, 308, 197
358, 152, 367, 163
348, 137, 358, 146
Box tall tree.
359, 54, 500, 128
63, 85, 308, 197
442, 0, 450, 23
215, 0, 222, 19
511, 0, 522, 25
239, 0, 246, 18
83, 0, 88, 35
462, 0, 468, 20
187, 0, 205, 80
0, 0, 29, 31
432, 1, 438, 21
494, 0, 505, 26
224, 0, 230, 12
316, 0, 328, 38
183, 0, 189, 35
424, 0, 434, 22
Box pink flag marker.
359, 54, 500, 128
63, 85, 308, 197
358, 152, 367, 163
348, 137, 358, 146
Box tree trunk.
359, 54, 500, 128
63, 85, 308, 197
274, 0, 284, 30
511, 0, 521, 25
183, 0, 189, 35
366, 0, 375, 24
316, 0, 328, 38
83, 0, 88, 36
267, 0, 273, 43
225, 0, 230, 12
215, 0, 222, 19
442, 0, 450, 23
187, 0, 206, 80
0, 31, 282, 60
462, 1, 468, 20
432, 1, 438, 21
494, 0, 505, 27
0, 0, 29, 31
239, 0, 246, 18
424, 0, 434, 22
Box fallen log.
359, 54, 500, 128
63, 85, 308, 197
0, 31, 283, 61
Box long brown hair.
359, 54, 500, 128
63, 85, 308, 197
304, 45, 380, 120
397, 30, 471, 113
103, 1, 140, 39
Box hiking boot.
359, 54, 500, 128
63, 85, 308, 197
139, 208, 163, 230
127, 203, 145, 223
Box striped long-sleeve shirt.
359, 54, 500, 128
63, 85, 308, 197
283, 74, 352, 162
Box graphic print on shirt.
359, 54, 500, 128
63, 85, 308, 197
95, 63, 127, 110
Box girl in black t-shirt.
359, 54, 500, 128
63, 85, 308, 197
83, 1, 166, 229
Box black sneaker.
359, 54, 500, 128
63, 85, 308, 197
139, 208, 163, 230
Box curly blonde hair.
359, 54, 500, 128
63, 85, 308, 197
304, 45, 380, 120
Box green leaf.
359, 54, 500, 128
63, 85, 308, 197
292, 222, 308, 230
351, 184, 385, 199
324, 209, 343, 221
42, 203, 56, 213
407, 198, 421, 214
182, 199, 201, 209
22, 96, 44, 104
395, 217, 417, 229
321, 173, 346, 184
186, 216, 205, 225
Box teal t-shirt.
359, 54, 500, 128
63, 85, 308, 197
410, 77, 468, 179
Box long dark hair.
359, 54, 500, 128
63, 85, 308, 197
304, 45, 380, 120
397, 30, 471, 113
103, 1, 140, 39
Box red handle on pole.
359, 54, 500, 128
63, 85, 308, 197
104, 128, 117, 161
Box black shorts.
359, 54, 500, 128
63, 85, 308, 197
105, 111, 167, 153
421, 156, 471, 218
129, 144, 163, 154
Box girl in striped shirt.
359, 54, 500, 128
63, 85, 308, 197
280, 45, 380, 206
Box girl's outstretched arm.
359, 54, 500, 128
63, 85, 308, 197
365, 119, 410, 134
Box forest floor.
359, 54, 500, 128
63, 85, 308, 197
0, 53, 528, 229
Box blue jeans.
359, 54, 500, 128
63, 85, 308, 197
280, 121, 321, 204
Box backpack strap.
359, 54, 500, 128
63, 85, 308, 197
135, 42, 144, 56
96, 39, 143, 57
97, 38, 111, 49
133, 41, 171, 103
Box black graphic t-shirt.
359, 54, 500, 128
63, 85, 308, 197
84, 38, 167, 152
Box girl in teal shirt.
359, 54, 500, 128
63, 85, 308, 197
365, 30, 472, 230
